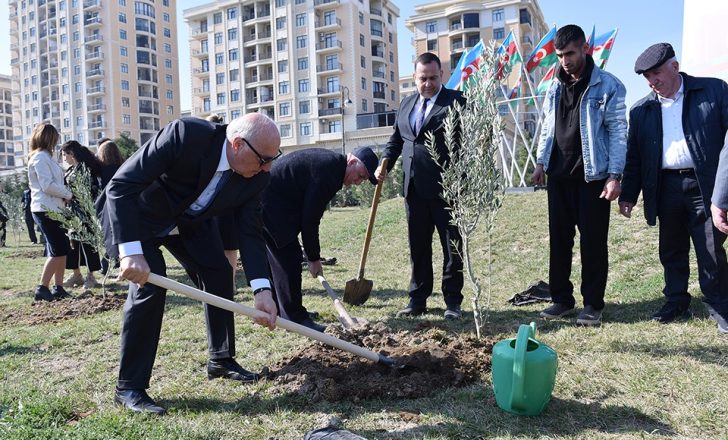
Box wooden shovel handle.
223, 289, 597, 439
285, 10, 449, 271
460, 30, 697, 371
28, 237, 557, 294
317, 274, 356, 328
147, 273, 380, 363
357, 158, 388, 279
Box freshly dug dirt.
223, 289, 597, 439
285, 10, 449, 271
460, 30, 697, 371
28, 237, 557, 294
3, 290, 126, 326
269, 321, 494, 402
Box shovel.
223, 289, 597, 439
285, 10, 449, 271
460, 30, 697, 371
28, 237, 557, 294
344, 158, 389, 305
146, 273, 405, 368
317, 274, 367, 329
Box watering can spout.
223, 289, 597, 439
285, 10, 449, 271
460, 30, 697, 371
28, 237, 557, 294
491, 321, 558, 416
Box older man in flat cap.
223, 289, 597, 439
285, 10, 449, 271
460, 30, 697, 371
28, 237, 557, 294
619, 42, 728, 334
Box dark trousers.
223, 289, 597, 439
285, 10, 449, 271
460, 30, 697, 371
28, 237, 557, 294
117, 233, 234, 390
658, 172, 728, 315
24, 210, 37, 243
66, 240, 102, 272
0, 222, 5, 246
265, 235, 308, 323
547, 177, 611, 309
405, 181, 464, 308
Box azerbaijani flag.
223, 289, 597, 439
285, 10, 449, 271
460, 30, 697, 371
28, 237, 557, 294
592, 29, 618, 69
459, 40, 485, 90
525, 26, 557, 73
527, 63, 557, 106
496, 31, 523, 80
586, 25, 596, 55
445, 49, 470, 89
506, 73, 522, 109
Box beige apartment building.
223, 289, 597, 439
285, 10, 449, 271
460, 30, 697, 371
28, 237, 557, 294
0, 75, 17, 169
9, 0, 181, 162
184, 0, 400, 153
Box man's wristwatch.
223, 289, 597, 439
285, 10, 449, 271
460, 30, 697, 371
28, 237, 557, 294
608, 173, 622, 182
252, 287, 269, 296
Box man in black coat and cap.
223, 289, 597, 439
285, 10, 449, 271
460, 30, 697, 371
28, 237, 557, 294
260, 147, 378, 332
619, 42, 728, 334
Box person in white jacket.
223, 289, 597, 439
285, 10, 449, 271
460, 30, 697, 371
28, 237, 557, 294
27, 123, 73, 301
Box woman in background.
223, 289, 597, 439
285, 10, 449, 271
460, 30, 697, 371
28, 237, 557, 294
96, 140, 125, 276
61, 140, 103, 289
27, 123, 73, 301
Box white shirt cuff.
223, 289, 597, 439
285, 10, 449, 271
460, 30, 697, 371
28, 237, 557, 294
118, 241, 143, 259
249, 278, 271, 291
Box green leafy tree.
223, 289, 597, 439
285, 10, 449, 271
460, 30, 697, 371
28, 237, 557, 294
115, 132, 140, 159
426, 42, 505, 339
0, 174, 29, 247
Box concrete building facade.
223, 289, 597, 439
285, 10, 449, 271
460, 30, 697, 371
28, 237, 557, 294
184, 0, 400, 153
9, 0, 181, 163
0, 75, 17, 169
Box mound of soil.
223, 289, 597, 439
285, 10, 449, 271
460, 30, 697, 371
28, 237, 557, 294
4, 290, 126, 326
269, 322, 494, 402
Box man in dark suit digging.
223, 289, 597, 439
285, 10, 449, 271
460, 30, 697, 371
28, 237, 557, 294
104, 113, 280, 415
376, 52, 466, 320
260, 147, 379, 332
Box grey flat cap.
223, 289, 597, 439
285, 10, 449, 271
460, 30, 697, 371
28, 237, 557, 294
635, 42, 676, 74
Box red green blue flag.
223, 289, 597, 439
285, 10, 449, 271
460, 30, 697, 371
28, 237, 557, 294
592, 29, 618, 69
525, 26, 557, 73
496, 30, 522, 80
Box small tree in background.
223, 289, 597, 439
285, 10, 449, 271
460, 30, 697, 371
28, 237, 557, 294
115, 132, 139, 160
0, 174, 30, 247
426, 43, 505, 339
45, 165, 110, 297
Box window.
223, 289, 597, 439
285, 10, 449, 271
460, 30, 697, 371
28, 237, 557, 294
166, 90, 173, 99
360, 34, 365, 47
295, 0, 304, 4
231, 109, 241, 119
326, 76, 339, 92
361, 77, 366, 90
120, 29, 127, 40
362, 98, 368, 112
388, 12, 393, 24
493, 27, 505, 40
278, 81, 289, 94
163, 12, 170, 22
165, 59, 172, 69
165, 74, 172, 84
164, 28, 171, 38
296, 35, 307, 49
122, 97, 130, 107
229, 48, 238, 61
278, 60, 288, 73
216, 72, 225, 84
297, 57, 308, 70
121, 63, 128, 73
119, 12, 127, 23
279, 102, 290, 116
214, 32, 223, 44
277, 38, 287, 51
213, 12, 222, 24
295, 13, 305, 27
359, 12, 364, 24
463, 13, 479, 28
229, 69, 239, 81
164, 43, 172, 53
121, 80, 129, 90
216, 52, 224, 64
230, 89, 240, 102
299, 100, 310, 114
279, 124, 291, 137
227, 7, 237, 20
73, 48, 80, 59
123, 114, 131, 124
492, 8, 504, 22
519, 8, 532, 25
427, 39, 437, 51
217, 93, 225, 105
328, 120, 341, 133
276, 17, 286, 29
228, 28, 237, 41
360, 56, 365, 68
298, 79, 309, 92
121, 47, 128, 56
299, 122, 311, 136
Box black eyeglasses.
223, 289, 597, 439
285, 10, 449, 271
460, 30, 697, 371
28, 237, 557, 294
242, 138, 282, 166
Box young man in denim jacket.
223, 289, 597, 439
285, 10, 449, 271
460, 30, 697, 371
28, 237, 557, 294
532, 24, 627, 326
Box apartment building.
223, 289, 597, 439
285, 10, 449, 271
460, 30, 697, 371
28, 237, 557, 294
9, 0, 181, 162
184, 0, 400, 153
0, 75, 17, 169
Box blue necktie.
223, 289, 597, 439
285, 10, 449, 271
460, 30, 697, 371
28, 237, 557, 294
414, 98, 429, 136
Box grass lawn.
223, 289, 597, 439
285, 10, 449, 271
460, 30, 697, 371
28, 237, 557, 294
0, 192, 726, 439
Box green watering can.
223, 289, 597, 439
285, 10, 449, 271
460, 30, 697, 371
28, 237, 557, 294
491, 322, 557, 416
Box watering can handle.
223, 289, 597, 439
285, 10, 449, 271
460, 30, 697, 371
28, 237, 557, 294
510, 321, 537, 411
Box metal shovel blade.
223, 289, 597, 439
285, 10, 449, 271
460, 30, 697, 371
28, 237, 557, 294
343, 277, 373, 306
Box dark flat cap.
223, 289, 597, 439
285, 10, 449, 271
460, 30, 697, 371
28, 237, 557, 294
635, 43, 676, 74
351, 147, 379, 185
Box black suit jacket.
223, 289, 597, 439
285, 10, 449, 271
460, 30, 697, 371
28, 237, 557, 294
261, 149, 346, 261
102, 117, 270, 281
383, 87, 465, 198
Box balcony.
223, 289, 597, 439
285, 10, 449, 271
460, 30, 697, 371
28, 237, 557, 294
373, 91, 386, 99
86, 68, 104, 78
370, 8, 382, 16
314, 0, 340, 8
85, 51, 104, 61
192, 87, 208, 95
317, 86, 340, 97
372, 70, 385, 79
87, 103, 106, 112
88, 120, 106, 129
316, 62, 343, 74
191, 48, 208, 57
318, 107, 342, 117
84, 34, 103, 43
83, 0, 101, 10
84, 16, 102, 28
371, 48, 385, 59
315, 18, 341, 30
190, 27, 208, 39
192, 68, 209, 76
315, 40, 343, 52
87, 85, 105, 95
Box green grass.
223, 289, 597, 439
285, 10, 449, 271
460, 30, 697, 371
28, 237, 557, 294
1, 192, 727, 439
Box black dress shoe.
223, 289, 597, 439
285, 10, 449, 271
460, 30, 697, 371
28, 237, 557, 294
207, 358, 261, 383
651, 302, 692, 323
444, 305, 462, 320
34, 285, 55, 302
396, 304, 427, 317
52, 285, 72, 300
114, 388, 166, 415
299, 317, 327, 333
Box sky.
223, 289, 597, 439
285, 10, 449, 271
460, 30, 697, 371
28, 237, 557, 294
0, 0, 684, 110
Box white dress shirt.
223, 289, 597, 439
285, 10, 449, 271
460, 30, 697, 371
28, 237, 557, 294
659, 78, 695, 169
118, 140, 270, 290
409, 86, 442, 132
